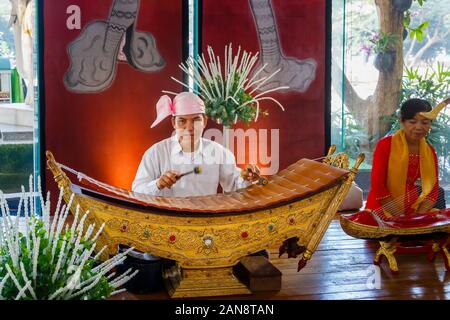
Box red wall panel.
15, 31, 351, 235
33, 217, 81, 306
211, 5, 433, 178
202, 0, 326, 172
43, 0, 327, 197
44, 0, 183, 194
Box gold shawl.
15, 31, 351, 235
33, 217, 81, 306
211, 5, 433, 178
387, 129, 436, 211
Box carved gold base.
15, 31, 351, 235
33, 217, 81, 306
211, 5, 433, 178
374, 238, 398, 272
374, 236, 450, 273
428, 236, 450, 271
443, 245, 450, 270
163, 264, 252, 298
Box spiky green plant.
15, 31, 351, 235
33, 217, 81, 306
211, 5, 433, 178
0, 176, 138, 300
166, 43, 287, 128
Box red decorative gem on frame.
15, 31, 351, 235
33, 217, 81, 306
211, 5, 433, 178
121, 225, 128, 232
241, 231, 249, 239
289, 218, 295, 225
169, 235, 176, 242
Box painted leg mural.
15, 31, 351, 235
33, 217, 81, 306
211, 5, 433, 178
64, 0, 165, 93
249, 0, 317, 93
9, 0, 35, 106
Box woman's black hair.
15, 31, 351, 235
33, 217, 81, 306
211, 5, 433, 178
400, 98, 432, 121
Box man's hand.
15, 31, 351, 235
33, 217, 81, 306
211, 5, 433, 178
156, 170, 181, 190
240, 164, 261, 182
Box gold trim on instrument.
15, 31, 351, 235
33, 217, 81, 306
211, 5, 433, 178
46, 148, 363, 298
340, 209, 450, 273
420, 97, 450, 120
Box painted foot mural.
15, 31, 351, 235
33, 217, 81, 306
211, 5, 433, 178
64, 0, 165, 93
249, 0, 317, 93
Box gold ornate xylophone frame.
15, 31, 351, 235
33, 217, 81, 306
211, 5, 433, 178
46, 149, 363, 298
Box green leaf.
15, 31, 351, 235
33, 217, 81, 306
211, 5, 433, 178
418, 21, 429, 31
416, 30, 424, 42
403, 12, 411, 28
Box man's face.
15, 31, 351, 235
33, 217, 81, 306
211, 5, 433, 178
172, 113, 207, 145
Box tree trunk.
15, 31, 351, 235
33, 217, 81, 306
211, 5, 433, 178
371, 0, 404, 140
331, 57, 369, 127
332, 0, 404, 158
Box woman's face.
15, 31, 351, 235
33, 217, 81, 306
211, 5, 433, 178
401, 113, 431, 142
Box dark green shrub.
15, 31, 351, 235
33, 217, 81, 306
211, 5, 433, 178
0, 144, 33, 193
0, 144, 33, 173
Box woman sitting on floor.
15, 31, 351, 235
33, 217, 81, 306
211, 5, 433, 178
365, 98, 446, 218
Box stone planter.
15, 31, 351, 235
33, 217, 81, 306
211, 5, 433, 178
393, 0, 413, 12
374, 51, 396, 72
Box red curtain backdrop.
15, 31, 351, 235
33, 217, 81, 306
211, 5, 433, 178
202, 0, 327, 172
43, 0, 183, 195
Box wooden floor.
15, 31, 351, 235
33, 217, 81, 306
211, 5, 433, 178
113, 219, 450, 300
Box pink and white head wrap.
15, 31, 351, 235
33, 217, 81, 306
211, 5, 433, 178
150, 92, 206, 128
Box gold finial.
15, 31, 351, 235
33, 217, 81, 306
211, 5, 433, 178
351, 153, 365, 173
327, 145, 337, 157
45, 150, 55, 161
420, 97, 450, 120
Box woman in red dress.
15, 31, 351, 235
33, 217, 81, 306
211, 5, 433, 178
365, 98, 445, 217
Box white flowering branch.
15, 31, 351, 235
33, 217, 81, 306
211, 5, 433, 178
0, 176, 137, 300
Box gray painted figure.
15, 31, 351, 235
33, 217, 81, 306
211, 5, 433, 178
64, 0, 165, 93
249, 0, 316, 93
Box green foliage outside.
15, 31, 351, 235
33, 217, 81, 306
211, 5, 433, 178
0, 173, 29, 194
335, 62, 450, 177
0, 144, 33, 193
0, 0, 14, 57
0, 144, 33, 173
404, 15, 429, 43
336, 0, 449, 61
383, 62, 450, 182
369, 32, 400, 54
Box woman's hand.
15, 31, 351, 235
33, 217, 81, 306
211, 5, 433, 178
379, 197, 404, 216
415, 198, 436, 214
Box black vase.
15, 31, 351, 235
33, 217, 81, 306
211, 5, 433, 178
116, 247, 164, 294
374, 51, 396, 72
393, 0, 413, 12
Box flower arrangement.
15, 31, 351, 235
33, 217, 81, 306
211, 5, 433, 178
165, 43, 288, 128
0, 177, 138, 300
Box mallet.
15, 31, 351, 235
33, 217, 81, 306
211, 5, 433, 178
240, 167, 269, 186
177, 166, 202, 179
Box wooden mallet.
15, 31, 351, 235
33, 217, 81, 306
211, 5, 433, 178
177, 166, 202, 179
240, 167, 269, 186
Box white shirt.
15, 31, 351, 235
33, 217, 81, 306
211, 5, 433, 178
132, 135, 252, 197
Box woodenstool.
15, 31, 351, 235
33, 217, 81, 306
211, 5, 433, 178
233, 256, 282, 292
373, 234, 450, 273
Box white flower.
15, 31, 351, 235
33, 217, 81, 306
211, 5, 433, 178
0, 177, 136, 300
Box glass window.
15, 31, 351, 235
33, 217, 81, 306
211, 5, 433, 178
0, 0, 40, 214
332, 0, 450, 206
